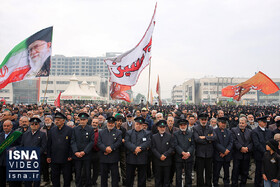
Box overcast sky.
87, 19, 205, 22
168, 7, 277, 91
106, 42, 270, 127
0, 0, 279, 99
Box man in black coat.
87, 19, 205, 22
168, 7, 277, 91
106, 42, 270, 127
98, 116, 122, 187
47, 112, 73, 187
71, 113, 94, 187
151, 120, 174, 187
173, 119, 194, 187
213, 117, 233, 187
193, 113, 216, 187
251, 116, 273, 187
124, 117, 151, 187
231, 117, 253, 187
21, 117, 47, 187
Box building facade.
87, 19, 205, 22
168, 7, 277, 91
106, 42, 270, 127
172, 77, 280, 105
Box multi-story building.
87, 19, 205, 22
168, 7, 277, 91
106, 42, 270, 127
172, 77, 280, 105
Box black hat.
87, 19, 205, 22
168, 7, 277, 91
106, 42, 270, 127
29, 117, 41, 123
257, 116, 268, 122
217, 117, 229, 123
54, 112, 66, 119
178, 119, 188, 125
266, 139, 279, 152
134, 117, 145, 124
198, 113, 208, 119
115, 115, 124, 121
156, 120, 167, 127
26, 27, 53, 46
175, 111, 182, 116
127, 113, 133, 117
143, 121, 149, 126
78, 113, 89, 120
106, 116, 116, 123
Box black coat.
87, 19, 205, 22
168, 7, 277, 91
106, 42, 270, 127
262, 152, 280, 180
98, 128, 122, 163
151, 132, 174, 166
124, 129, 151, 165
231, 127, 253, 160
0, 130, 20, 166
21, 130, 47, 155
47, 125, 73, 163
251, 126, 273, 161
71, 125, 94, 160
213, 128, 233, 162
193, 123, 216, 158
173, 130, 194, 163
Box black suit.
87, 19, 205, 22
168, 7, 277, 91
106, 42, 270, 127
213, 128, 233, 186
124, 129, 151, 187
251, 126, 273, 187
71, 125, 94, 187
173, 130, 194, 187
193, 123, 216, 187
231, 127, 253, 187
151, 132, 174, 187
98, 128, 122, 187
47, 125, 73, 187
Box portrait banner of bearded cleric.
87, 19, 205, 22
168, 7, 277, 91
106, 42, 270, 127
25, 27, 53, 78
0, 27, 53, 89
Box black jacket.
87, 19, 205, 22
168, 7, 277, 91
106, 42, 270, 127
262, 152, 280, 180
98, 128, 122, 163
193, 123, 216, 158
231, 127, 253, 160
21, 130, 47, 155
151, 132, 174, 166
71, 125, 94, 160
213, 127, 233, 162
124, 129, 151, 165
47, 125, 73, 163
173, 130, 194, 163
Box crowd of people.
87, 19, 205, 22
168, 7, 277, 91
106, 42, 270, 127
1, 103, 280, 187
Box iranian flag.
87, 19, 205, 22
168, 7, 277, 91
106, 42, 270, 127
0, 27, 53, 89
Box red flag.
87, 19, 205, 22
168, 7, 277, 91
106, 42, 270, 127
54, 92, 61, 107
110, 82, 131, 102
0, 98, 6, 105
156, 75, 162, 106
222, 71, 279, 101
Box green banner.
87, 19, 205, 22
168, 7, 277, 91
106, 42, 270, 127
0, 131, 22, 154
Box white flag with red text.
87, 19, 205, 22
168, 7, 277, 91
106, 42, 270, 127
105, 4, 156, 86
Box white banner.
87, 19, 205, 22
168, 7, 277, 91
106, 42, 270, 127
105, 4, 156, 86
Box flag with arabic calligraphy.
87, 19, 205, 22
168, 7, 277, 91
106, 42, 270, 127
0, 27, 52, 89
222, 71, 279, 101
110, 82, 131, 102
105, 4, 156, 86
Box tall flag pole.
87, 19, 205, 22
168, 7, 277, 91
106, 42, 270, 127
147, 58, 152, 107
0, 27, 53, 89
105, 3, 157, 102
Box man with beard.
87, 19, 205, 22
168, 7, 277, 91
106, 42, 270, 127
151, 120, 174, 187
125, 117, 151, 187
16, 116, 30, 133
213, 117, 233, 187
21, 117, 47, 187
193, 113, 216, 187
251, 116, 273, 187
25, 27, 52, 78
247, 114, 258, 130
122, 113, 135, 130
231, 117, 253, 187
173, 119, 194, 187
269, 116, 280, 132
47, 112, 73, 187
98, 116, 122, 187
71, 113, 94, 187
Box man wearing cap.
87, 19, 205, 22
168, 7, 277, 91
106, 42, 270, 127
47, 112, 73, 187
151, 120, 174, 187
122, 113, 135, 130
193, 113, 216, 187
213, 117, 233, 187
125, 116, 151, 187
21, 117, 47, 187
71, 112, 94, 187
173, 119, 194, 187
98, 116, 122, 187
141, 108, 153, 130
251, 116, 273, 187
231, 117, 253, 187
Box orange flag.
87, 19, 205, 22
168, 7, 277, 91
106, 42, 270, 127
110, 82, 131, 102
222, 71, 279, 101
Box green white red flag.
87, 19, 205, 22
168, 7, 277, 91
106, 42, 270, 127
0, 27, 53, 89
